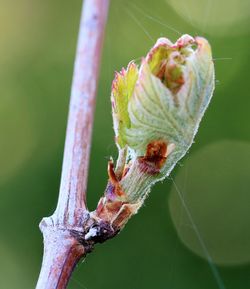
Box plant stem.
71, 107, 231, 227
36, 1, 109, 288
55, 0, 109, 227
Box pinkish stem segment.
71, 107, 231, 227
36, 1, 109, 288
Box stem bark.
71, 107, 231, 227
36, 1, 109, 288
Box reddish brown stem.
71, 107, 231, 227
55, 0, 109, 227
36, 1, 109, 288
35, 219, 86, 289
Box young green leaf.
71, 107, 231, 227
93, 34, 215, 230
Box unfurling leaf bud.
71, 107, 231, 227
92, 34, 214, 231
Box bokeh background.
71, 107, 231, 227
1, 0, 250, 288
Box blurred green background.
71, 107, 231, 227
1, 0, 250, 288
